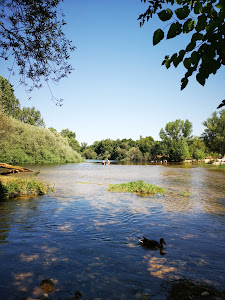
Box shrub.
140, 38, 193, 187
0, 110, 84, 164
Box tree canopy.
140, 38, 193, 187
0, 75, 45, 126
202, 109, 225, 156
0, 0, 74, 103
159, 119, 192, 161
138, 0, 225, 108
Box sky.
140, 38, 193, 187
1, 0, 225, 145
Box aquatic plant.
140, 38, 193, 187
108, 180, 166, 195
0, 175, 50, 199
180, 191, 191, 197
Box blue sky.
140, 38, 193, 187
1, 0, 225, 145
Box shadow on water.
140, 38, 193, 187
0, 162, 225, 299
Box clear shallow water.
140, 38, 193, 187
0, 162, 225, 300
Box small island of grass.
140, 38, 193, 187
0, 175, 50, 199
108, 180, 166, 195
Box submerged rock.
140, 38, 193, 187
40, 279, 55, 294
75, 290, 83, 299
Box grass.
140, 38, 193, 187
0, 175, 50, 199
180, 191, 191, 197
108, 180, 166, 195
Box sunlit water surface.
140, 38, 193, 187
0, 161, 225, 300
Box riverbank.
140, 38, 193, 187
0, 175, 50, 199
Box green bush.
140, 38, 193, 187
0, 109, 84, 164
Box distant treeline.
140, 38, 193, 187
0, 75, 224, 164
80, 112, 225, 162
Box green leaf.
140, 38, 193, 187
153, 29, 164, 45
181, 77, 188, 90
167, 22, 182, 39
183, 57, 191, 69
216, 1, 225, 9
196, 14, 207, 32
194, 2, 203, 14
191, 32, 203, 42
158, 9, 173, 21
191, 51, 199, 65
186, 41, 196, 52
165, 58, 171, 69
196, 72, 206, 86
175, 6, 190, 20
183, 19, 195, 33
173, 49, 185, 67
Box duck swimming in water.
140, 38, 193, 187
139, 237, 166, 249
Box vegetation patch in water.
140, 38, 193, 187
179, 191, 191, 197
0, 175, 50, 199
108, 180, 166, 195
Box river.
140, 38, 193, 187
0, 161, 225, 300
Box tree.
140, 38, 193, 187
137, 136, 155, 154
82, 148, 97, 159
60, 129, 80, 152
0, 0, 74, 103
159, 119, 192, 161
48, 127, 57, 133
202, 109, 225, 156
160, 119, 192, 141
92, 139, 114, 159
189, 136, 208, 159
0, 75, 21, 118
126, 147, 143, 161
0, 75, 45, 126
138, 0, 225, 108
20, 106, 45, 127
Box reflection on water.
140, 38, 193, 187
0, 162, 225, 299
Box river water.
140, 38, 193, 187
0, 161, 225, 300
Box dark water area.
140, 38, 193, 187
0, 161, 225, 299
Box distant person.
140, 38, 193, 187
102, 159, 105, 165
107, 159, 110, 165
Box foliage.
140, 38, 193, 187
159, 119, 192, 161
60, 128, 81, 152
188, 136, 208, 159
0, 175, 49, 199
0, 0, 74, 102
92, 139, 115, 159
125, 147, 143, 161
137, 136, 154, 153
202, 109, 225, 156
0, 75, 45, 126
20, 106, 45, 127
82, 148, 97, 159
79, 112, 224, 162
48, 127, 57, 133
108, 180, 166, 195
138, 0, 225, 108
160, 119, 192, 141
0, 109, 83, 164
0, 75, 21, 118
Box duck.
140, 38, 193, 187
139, 237, 166, 249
